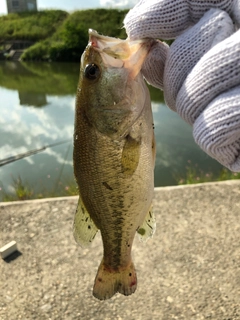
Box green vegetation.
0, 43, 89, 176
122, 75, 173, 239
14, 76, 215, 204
0, 175, 78, 202
0, 10, 68, 41
1, 176, 33, 201
0, 9, 128, 62
1, 166, 240, 201
178, 164, 240, 185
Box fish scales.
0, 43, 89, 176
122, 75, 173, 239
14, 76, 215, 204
73, 29, 156, 300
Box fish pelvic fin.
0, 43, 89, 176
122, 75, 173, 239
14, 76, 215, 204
73, 196, 98, 247
93, 259, 137, 300
137, 205, 156, 242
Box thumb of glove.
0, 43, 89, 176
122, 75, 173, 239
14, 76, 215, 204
141, 40, 169, 90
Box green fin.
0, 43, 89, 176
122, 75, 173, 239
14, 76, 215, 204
137, 205, 156, 242
73, 196, 98, 247
121, 135, 141, 176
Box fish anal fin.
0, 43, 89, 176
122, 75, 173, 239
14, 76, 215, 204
73, 196, 98, 247
121, 135, 141, 176
137, 205, 156, 242
93, 260, 137, 300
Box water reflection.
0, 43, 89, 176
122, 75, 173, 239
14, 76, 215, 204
0, 60, 79, 95
18, 91, 48, 107
0, 60, 223, 200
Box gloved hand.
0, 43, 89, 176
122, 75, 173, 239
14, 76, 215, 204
124, 0, 240, 172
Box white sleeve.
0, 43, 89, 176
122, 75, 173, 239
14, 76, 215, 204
176, 28, 240, 126
193, 86, 240, 172
164, 9, 235, 112
176, 28, 240, 171
124, 1, 240, 171
124, 0, 239, 40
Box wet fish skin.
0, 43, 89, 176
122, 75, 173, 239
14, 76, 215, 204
73, 30, 156, 300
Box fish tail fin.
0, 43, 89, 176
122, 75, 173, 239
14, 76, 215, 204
93, 259, 137, 300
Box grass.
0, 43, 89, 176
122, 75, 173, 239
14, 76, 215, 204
1, 176, 34, 201
0, 175, 79, 202
1, 164, 240, 201
177, 162, 240, 185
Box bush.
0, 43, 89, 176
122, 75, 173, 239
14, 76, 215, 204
0, 10, 68, 41
21, 40, 50, 60
49, 42, 80, 62
51, 9, 128, 61
1, 9, 129, 61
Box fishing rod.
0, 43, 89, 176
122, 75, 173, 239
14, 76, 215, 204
0, 139, 72, 167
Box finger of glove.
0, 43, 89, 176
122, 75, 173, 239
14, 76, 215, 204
193, 86, 240, 172
176, 28, 240, 126
124, 0, 236, 40
232, 0, 240, 28
141, 40, 169, 90
164, 9, 235, 111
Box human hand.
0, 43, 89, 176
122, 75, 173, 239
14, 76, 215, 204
124, 0, 240, 172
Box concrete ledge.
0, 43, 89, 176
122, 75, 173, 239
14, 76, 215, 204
1, 179, 239, 206
1, 180, 240, 319
0, 195, 79, 207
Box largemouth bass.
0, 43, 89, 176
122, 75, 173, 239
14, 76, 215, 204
73, 29, 156, 300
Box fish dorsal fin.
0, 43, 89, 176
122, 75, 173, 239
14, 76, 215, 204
137, 205, 156, 242
73, 196, 98, 247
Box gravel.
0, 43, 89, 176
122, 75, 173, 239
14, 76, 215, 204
1, 180, 240, 320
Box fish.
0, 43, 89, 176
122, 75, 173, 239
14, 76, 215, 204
73, 29, 156, 300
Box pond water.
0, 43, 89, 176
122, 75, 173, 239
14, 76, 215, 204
0, 61, 223, 200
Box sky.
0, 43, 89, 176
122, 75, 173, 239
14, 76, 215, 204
0, 0, 139, 15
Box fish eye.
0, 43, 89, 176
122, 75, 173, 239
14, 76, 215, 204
84, 64, 100, 80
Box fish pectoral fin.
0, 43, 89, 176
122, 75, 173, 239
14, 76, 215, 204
73, 196, 98, 247
137, 205, 156, 242
121, 135, 141, 176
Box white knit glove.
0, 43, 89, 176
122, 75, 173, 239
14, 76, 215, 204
124, 0, 240, 172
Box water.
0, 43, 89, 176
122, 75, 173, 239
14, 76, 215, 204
0, 61, 223, 200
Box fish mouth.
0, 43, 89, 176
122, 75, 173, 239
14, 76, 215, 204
87, 29, 156, 78
88, 29, 128, 56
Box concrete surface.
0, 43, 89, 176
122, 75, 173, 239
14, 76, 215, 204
0, 180, 240, 320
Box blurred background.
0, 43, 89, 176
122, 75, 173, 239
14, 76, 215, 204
0, 1, 237, 201
0, 60, 230, 201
